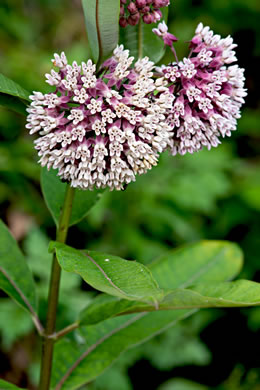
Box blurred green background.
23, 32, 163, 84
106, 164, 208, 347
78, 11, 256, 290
0, 0, 260, 389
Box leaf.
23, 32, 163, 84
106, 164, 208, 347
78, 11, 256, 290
188, 279, 260, 306
41, 167, 104, 226
52, 311, 193, 390
61, 240, 243, 324
0, 299, 34, 349
80, 279, 260, 325
0, 220, 37, 314
158, 378, 208, 390
82, 0, 120, 64
119, 7, 168, 63
0, 380, 26, 390
150, 240, 243, 288
0, 93, 27, 115
0, 73, 30, 101
51, 240, 243, 389
50, 241, 163, 303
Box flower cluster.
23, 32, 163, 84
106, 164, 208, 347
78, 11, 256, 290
119, 0, 170, 27
26, 47, 173, 190
154, 22, 247, 155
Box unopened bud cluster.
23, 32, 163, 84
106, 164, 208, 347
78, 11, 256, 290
26, 47, 173, 190
119, 0, 170, 27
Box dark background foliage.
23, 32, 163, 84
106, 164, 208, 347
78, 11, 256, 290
0, 0, 259, 389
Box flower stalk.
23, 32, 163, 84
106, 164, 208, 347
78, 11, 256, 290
138, 19, 143, 59
39, 183, 75, 390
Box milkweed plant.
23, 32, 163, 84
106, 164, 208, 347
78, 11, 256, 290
0, 1, 259, 390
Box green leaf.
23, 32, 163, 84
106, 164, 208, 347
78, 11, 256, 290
0, 220, 37, 314
158, 378, 208, 390
188, 279, 260, 306
119, 7, 168, 63
0, 73, 30, 101
51, 241, 243, 389
50, 241, 163, 303
67, 240, 243, 324
82, 0, 120, 64
0, 380, 26, 390
52, 311, 193, 390
0, 93, 27, 115
0, 299, 34, 349
41, 167, 104, 226
79, 279, 260, 325
150, 240, 243, 288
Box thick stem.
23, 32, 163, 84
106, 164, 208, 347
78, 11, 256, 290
39, 184, 75, 390
138, 20, 143, 59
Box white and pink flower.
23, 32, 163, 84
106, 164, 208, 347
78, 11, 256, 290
26, 47, 173, 190
154, 23, 247, 155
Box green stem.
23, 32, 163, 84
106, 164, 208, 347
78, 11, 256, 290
138, 20, 143, 59
39, 184, 75, 390
50, 321, 79, 341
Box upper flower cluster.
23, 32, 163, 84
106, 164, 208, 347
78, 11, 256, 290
154, 22, 247, 155
119, 0, 170, 27
26, 46, 173, 190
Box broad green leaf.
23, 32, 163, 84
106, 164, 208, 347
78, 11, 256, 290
158, 378, 208, 390
0, 220, 37, 313
82, 0, 120, 64
80, 279, 260, 325
51, 241, 243, 389
80, 294, 125, 325
0, 73, 30, 101
75, 241, 243, 325
0, 93, 27, 115
0, 299, 34, 349
0, 380, 26, 390
41, 167, 104, 226
52, 311, 193, 390
150, 240, 243, 288
119, 8, 168, 63
50, 241, 163, 303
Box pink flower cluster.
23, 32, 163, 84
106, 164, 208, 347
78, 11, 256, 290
154, 22, 247, 155
26, 21, 247, 191
26, 47, 173, 190
119, 0, 170, 27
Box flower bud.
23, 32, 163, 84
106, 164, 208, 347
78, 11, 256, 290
120, 6, 125, 16
119, 17, 128, 27
153, 0, 169, 7
152, 0, 162, 7
132, 11, 141, 21
136, 0, 147, 7
143, 12, 154, 24
128, 13, 140, 25
140, 6, 150, 13
127, 2, 138, 14
120, 0, 127, 4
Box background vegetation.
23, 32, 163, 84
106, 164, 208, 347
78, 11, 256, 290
0, 0, 259, 389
